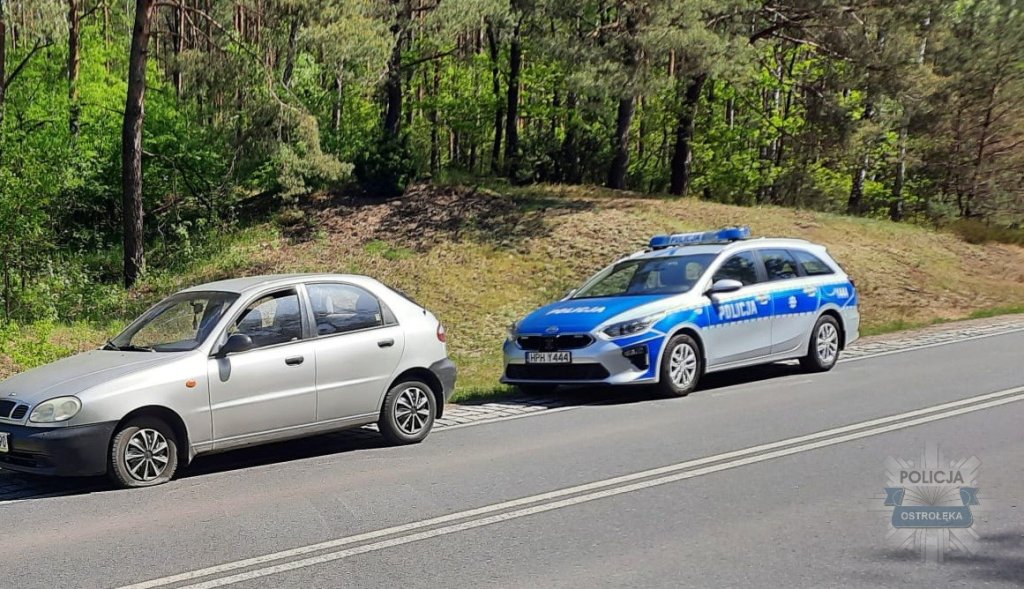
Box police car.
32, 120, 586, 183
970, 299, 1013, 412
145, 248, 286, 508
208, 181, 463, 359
502, 227, 859, 396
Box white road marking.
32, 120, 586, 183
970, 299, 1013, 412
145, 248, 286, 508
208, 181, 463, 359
116, 384, 1024, 589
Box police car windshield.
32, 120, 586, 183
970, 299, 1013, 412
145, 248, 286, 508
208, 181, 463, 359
573, 254, 716, 299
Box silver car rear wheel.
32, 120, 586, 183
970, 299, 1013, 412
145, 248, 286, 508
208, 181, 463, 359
395, 386, 431, 436
379, 380, 437, 445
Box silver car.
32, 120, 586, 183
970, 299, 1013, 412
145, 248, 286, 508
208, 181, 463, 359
0, 274, 456, 488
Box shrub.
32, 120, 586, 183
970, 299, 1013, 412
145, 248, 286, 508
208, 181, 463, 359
353, 133, 417, 198
949, 219, 1024, 245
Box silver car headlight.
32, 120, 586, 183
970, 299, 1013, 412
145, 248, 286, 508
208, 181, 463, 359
506, 320, 521, 341
29, 396, 82, 423
602, 312, 666, 339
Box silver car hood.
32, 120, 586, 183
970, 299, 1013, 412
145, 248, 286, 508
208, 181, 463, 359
0, 350, 188, 405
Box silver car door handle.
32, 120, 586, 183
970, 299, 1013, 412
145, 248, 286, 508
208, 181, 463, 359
378, 338, 395, 348
285, 356, 304, 366
756, 294, 770, 304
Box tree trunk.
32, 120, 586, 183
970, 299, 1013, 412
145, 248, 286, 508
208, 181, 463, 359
331, 73, 343, 132
669, 74, 707, 196
486, 20, 503, 174
68, 0, 81, 138
429, 60, 440, 174
846, 102, 874, 215
122, 0, 156, 288
890, 124, 907, 221
282, 12, 299, 88
606, 97, 635, 190
172, 0, 184, 96
0, 0, 7, 134
560, 92, 580, 183
504, 20, 522, 179
383, 28, 404, 137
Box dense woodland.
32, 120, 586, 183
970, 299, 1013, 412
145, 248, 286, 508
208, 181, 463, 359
0, 0, 1023, 322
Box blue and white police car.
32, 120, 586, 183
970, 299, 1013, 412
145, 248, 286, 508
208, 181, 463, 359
502, 227, 860, 396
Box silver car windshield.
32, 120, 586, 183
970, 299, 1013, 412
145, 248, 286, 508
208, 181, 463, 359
573, 254, 716, 299
108, 291, 238, 352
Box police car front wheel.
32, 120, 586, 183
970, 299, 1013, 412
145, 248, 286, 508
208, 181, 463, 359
801, 315, 841, 372
656, 334, 702, 397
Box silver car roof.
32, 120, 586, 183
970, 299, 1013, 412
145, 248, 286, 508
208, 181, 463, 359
180, 273, 380, 295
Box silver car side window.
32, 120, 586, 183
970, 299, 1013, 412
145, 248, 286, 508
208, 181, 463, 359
307, 283, 385, 335
229, 290, 304, 348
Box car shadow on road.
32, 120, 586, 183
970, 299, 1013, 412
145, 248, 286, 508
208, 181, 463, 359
864, 531, 1024, 585
0, 428, 395, 502
458, 361, 811, 411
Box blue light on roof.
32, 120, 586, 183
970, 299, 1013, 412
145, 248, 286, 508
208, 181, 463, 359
649, 226, 751, 250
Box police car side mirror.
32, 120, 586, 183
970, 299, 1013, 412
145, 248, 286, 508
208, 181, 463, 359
706, 279, 743, 296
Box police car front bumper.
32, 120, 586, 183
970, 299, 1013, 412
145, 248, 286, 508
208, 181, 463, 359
501, 334, 663, 386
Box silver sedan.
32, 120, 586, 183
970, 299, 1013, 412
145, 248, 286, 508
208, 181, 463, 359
0, 274, 456, 488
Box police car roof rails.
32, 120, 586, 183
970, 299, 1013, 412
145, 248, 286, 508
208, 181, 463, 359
648, 226, 751, 250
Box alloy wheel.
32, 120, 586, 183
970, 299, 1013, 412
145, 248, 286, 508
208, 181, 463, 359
816, 323, 839, 365
669, 343, 698, 388
395, 386, 431, 435
124, 428, 170, 482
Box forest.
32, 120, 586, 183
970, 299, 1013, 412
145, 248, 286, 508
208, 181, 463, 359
0, 0, 1022, 324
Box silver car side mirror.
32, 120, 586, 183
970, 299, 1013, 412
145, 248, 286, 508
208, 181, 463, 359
219, 333, 254, 356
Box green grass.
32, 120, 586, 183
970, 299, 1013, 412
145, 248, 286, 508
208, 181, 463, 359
363, 239, 414, 261
967, 304, 1024, 320
3, 182, 1024, 398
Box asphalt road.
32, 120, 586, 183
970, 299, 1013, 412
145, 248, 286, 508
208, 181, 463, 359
1, 331, 1023, 589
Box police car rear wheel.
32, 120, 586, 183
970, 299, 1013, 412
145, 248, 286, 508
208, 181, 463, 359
801, 315, 840, 372
657, 335, 702, 397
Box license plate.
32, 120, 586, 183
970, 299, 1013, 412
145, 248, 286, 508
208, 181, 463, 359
526, 351, 572, 364
0, 432, 8, 453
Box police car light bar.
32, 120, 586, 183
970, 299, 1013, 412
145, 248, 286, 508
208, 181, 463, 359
649, 226, 751, 250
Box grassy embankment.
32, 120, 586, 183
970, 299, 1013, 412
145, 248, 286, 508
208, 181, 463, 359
4, 183, 1024, 401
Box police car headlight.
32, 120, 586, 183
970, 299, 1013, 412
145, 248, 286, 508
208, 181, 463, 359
602, 312, 666, 339
506, 320, 521, 341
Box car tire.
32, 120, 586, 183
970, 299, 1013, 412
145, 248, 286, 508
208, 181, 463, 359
379, 380, 437, 445
655, 334, 702, 397
515, 384, 558, 396
108, 417, 179, 489
800, 314, 841, 372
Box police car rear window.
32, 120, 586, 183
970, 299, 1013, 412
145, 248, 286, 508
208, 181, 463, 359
574, 254, 716, 298
791, 250, 835, 276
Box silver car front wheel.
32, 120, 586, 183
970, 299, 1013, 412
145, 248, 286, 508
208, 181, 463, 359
124, 429, 170, 482
109, 417, 179, 488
